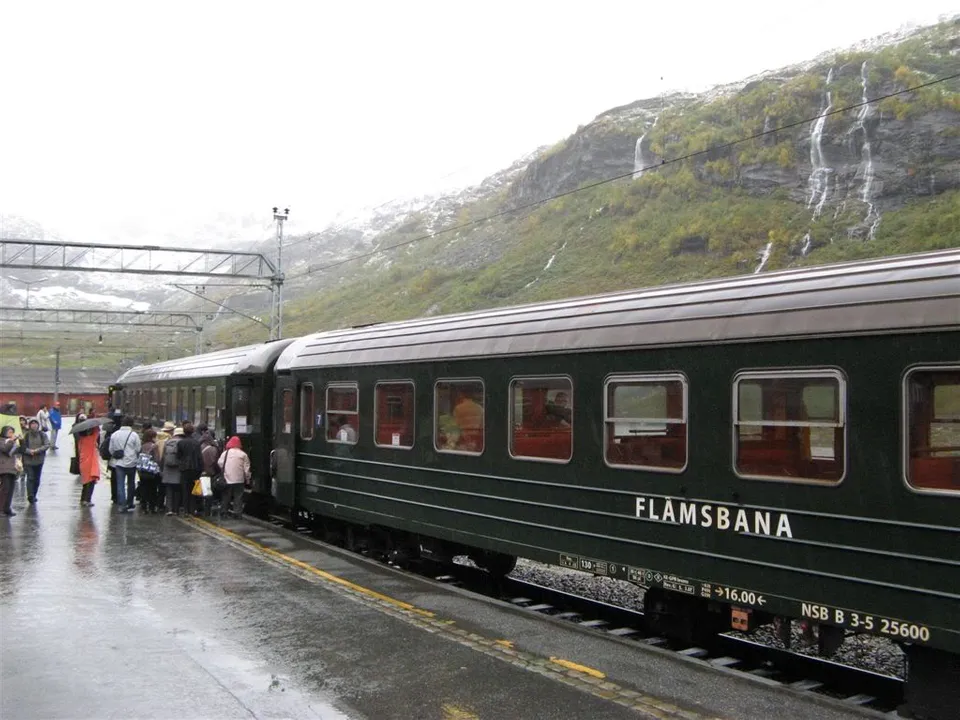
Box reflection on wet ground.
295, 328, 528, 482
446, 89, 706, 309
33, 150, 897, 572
0, 425, 667, 720
0, 427, 354, 720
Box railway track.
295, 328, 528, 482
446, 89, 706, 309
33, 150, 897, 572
270, 515, 904, 716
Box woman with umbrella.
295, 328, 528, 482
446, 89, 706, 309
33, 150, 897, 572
71, 415, 110, 507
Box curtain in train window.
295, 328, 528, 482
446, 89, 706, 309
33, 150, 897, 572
325, 384, 358, 444
300, 384, 315, 441
192, 387, 203, 426
280, 389, 294, 436
509, 377, 572, 462
434, 380, 484, 455
905, 368, 960, 493
604, 374, 687, 472
375, 382, 414, 449
734, 371, 845, 483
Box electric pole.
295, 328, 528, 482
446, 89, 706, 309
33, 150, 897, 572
53, 347, 61, 404
270, 206, 289, 341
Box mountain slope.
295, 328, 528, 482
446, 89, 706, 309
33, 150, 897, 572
206, 18, 959, 345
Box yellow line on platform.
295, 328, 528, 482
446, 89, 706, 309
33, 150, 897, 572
186, 517, 435, 618
549, 657, 606, 678
185, 517, 725, 719
441, 703, 481, 720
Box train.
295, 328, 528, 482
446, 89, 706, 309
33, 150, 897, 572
113, 249, 959, 718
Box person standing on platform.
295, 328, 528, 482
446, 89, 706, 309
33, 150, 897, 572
161, 427, 183, 516
101, 409, 123, 504
20, 419, 51, 504
176, 422, 203, 516
109, 416, 141, 514
138, 428, 162, 514
37, 404, 51, 435
0, 426, 19, 516
217, 436, 250, 518
48, 403, 62, 449
77, 423, 101, 507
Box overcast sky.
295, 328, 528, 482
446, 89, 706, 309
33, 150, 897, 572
0, 1, 954, 245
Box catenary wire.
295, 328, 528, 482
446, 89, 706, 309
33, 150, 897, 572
286, 71, 960, 281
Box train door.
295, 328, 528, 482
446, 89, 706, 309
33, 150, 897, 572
272, 375, 297, 508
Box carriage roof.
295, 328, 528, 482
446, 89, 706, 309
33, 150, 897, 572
117, 339, 295, 384
276, 250, 959, 371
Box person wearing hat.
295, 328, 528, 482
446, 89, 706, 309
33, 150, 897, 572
161, 427, 184, 515
153, 421, 175, 513
20, 418, 51, 504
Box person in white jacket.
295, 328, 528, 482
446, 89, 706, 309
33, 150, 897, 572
217, 436, 251, 518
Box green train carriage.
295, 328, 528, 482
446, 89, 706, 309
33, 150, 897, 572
114, 340, 294, 504
271, 250, 958, 712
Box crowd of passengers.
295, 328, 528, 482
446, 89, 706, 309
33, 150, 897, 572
0, 406, 251, 517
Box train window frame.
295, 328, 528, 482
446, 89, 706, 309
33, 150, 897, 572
732, 368, 847, 486
300, 383, 315, 441
325, 382, 359, 445
603, 373, 689, 474
374, 380, 415, 450
902, 365, 960, 496
434, 378, 486, 457
508, 375, 573, 464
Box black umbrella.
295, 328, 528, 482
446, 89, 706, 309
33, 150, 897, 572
70, 417, 113, 435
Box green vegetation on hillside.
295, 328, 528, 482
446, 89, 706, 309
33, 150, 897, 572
207, 19, 960, 346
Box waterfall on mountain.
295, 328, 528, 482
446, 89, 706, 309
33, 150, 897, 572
807, 68, 834, 219
754, 242, 773, 274
632, 116, 659, 180
854, 61, 881, 240
801, 232, 812, 257
632, 134, 648, 179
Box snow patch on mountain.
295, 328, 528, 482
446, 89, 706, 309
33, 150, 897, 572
11, 285, 151, 311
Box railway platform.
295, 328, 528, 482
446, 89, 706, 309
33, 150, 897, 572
1, 425, 880, 720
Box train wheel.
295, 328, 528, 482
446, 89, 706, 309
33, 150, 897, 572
472, 551, 517, 578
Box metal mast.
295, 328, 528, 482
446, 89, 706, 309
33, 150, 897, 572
270, 207, 289, 340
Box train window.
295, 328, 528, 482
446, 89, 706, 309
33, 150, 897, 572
509, 377, 572, 463
733, 370, 845, 484
375, 381, 414, 449
280, 388, 294, 435
326, 384, 358, 445
435, 379, 484, 455
205, 385, 217, 429
232, 386, 258, 434
604, 374, 687, 472
300, 384, 315, 441
904, 367, 960, 494
150, 389, 159, 423
192, 386, 203, 426
179, 386, 189, 423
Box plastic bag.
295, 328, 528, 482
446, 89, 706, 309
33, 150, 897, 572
196, 475, 213, 497
191, 478, 203, 497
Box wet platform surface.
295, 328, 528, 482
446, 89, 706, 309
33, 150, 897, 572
1, 424, 874, 719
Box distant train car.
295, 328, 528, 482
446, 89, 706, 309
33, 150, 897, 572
271, 250, 959, 712
113, 340, 294, 505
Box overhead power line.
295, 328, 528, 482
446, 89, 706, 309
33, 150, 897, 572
287, 71, 960, 281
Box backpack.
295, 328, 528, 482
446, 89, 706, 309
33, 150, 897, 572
136, 451, 161, 475
99, 432, 113, 460
163, 439, 179, 469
